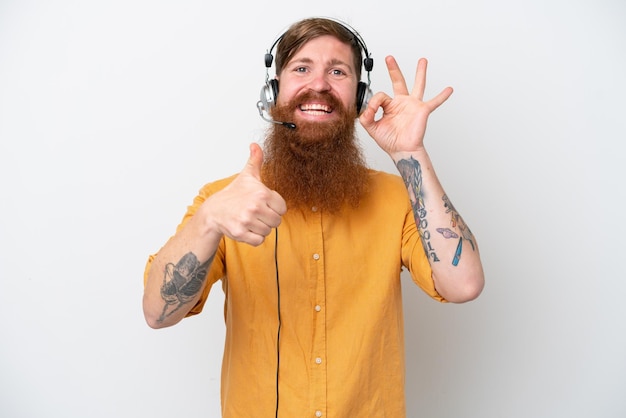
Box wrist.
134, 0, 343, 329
390, 147, 429, 165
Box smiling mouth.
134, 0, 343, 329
299, 103, 332, 114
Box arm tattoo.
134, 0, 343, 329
442, 194, 476, 266
396, 157, 440, 262
158, 252, 213, 323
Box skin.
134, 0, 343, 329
143, 35, 484, 329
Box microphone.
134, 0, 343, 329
256, 101, 296, 130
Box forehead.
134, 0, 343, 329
288, 35, 356, 68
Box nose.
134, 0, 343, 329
307, 71, 331, 92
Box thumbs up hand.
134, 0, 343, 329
203, 143, 286, 246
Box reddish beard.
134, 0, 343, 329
261, 91, 369, 213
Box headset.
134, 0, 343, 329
257, 18, 374, 124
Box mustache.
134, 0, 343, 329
290, 90, 345, 113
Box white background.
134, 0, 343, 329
1, 0, 625, 417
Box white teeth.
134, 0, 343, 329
300, 104, 331, 113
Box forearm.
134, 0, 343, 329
393, 148, 484, 302
143, 212, 222, 328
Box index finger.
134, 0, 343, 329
267, 190, 287, 216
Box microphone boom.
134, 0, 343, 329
257, 101, 296, 130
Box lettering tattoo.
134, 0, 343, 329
396, 157, 440, 262
158, 252, 213, 323
441, 194, 476, 266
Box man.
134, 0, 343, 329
143, 17, 484, 417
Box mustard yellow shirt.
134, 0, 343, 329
145, 169, 445, 418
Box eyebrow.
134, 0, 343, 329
289, 57, 353, 72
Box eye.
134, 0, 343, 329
331, 69, 345, 76
295, 66, 308, 73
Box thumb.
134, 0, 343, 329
242, 142, 263, 180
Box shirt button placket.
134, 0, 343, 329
310, 208, 325, 418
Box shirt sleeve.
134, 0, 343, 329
142, 175, 236, 316
400, 205, 448, 303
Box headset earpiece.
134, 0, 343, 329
356, 81, 372, 115
259, 78, 279, 114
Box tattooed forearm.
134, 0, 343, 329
441, 194, 476, 266
158, 252, 214, 323
396, 157, 440, 262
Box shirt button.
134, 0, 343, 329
315, 357, 322, 364
315, 305, 321, 312
315, 411, 322, 417
313, 253, 320, 260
